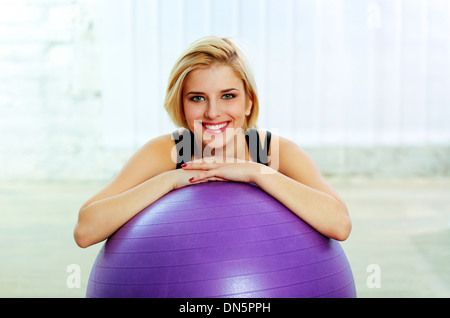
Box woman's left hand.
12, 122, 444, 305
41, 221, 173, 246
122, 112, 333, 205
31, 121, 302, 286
181, 158, 263, 184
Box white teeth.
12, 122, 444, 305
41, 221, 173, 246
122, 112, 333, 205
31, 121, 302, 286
204, 122, 228, 130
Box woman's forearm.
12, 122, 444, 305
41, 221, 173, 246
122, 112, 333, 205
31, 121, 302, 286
253, 168, 351, 241
74, 171, 176, 248
183, 160, 351, 240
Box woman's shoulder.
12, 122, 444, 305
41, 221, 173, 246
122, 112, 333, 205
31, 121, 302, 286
132, 131, 181, 171
140, 132, 177, 152
271, 134, 322, 180
271, 133, 310, 161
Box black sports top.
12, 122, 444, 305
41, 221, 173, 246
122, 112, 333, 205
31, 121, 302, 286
172, 128, 272, 169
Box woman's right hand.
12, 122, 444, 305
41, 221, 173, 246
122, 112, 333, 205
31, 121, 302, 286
168, 168, 224, 190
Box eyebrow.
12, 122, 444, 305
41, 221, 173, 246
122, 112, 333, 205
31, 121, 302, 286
185, 88, 239, 96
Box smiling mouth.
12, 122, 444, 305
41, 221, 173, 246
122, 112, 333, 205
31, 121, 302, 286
201, 121, 230, 133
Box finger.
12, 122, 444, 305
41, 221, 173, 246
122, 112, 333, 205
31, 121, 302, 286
189, 170, 222, 183
182, 162, 220, 170
204, 176, 226, 182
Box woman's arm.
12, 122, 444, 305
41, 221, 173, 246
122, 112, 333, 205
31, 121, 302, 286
255, 135, 351, 241
255, 145, 351, 241
183, 134, 351, 241
74, 134, 198, 248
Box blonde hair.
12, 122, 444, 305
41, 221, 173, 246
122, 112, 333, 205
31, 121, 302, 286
164, 36, 259, 130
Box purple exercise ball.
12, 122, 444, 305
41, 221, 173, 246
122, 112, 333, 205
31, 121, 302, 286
86, 181, 356, 298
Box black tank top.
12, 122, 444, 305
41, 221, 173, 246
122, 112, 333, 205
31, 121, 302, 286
172, 128, 272, 169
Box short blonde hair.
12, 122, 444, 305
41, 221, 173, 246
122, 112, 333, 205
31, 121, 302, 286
164, 36, 259, 130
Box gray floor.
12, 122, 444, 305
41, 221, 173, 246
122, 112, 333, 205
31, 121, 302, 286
1, 178, 449, 298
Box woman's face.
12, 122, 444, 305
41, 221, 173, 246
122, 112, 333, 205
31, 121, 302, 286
182, 63, 252, 151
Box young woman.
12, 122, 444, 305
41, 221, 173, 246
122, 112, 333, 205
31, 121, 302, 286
74, 36, 351, 248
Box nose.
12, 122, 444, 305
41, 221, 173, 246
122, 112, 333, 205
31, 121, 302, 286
204, 99, 222, 119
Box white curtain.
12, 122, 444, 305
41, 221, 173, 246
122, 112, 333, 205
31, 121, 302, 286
97, 0, 450, 149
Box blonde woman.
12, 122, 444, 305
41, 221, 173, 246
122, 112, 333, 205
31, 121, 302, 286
74, 36, 351, 248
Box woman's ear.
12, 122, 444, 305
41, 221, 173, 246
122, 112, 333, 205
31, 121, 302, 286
245, 96, 253, 116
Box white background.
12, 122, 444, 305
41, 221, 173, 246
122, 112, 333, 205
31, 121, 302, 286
98, 0, 450, 149
1, 0, 449, 180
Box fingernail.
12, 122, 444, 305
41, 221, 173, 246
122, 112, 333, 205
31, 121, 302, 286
189, 177, 194, 182
181, 163, 187, 168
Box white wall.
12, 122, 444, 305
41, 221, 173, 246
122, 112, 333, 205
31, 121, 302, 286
0, 0, 109, 181
98, 0, 450, 149
1, 0, 449, 181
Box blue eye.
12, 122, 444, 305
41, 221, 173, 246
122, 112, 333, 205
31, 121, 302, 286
222, 94, 235, 100
191, 96, 205, 102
